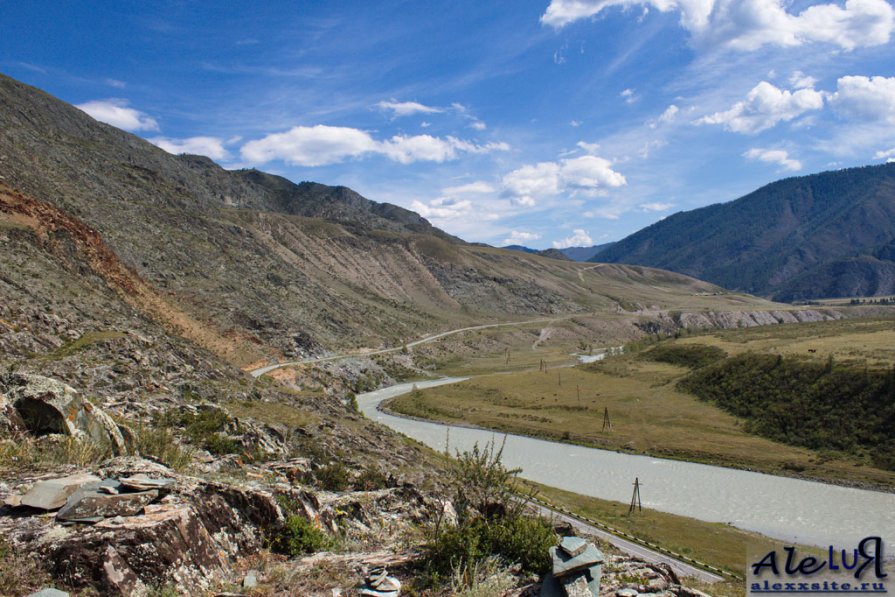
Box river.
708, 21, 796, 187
358, 378, 895, 549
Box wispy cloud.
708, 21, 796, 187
150, 136, 231, 160
376, 99, 444, 117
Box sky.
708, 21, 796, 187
2, 0, 895, 249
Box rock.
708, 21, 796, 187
0, 392, 26, 434
539, 572, 564, 597
375, 576, 401, 592
678, 588, 712, 597
56, 489, 159, 522
26, 589, 69, 597
102, 545, 148, 596
359, 589, 398, 597
550, 543, 603, 577
119, 474, 176, 492
21, 473, 101, 510
3, 373, 127, 454
616, 589, 638, 597
560, 536, 588, 558
243, 570, 259, 589
561, 573, 593, 597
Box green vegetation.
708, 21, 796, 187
641, 343, 727, 369
46, 330, 127, 359
130, 424, 195, 470
680, 353, 895, 469
268, 495, 334, 556
156, 407, 242, 456
424, 441, 556, 588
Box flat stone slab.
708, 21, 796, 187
21, 474, 101, 510
26, 589, 69, 597
551, 544, 604, 577
359, 590, 398, 597
562, 568, 600, 597
119, 474, 176, 492
57, 489, 159, 522
560, 536, 589, 558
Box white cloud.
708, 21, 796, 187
105, 78, 126, 89
540, 0, 895, 51
502, 155, 626, 205
553, 229, 594, 248
76, 98, 159, 132
410, 197, 473, 219
469, 120, 487, 131
442, 181, 496, 195
376, 100, 443, 117
241, 125, 377, 166
743, 147, 802, 171
620, 88, 637, 104
873, 147, 895, 162
570, 119, 582, 127
789, 71, 817, 90
150, 136, 230, 160
696, 81, 824, 133
829, 75, 895, 124
503, 230, 542, 245
639, 201, 675, 211
240, 125, 508, 167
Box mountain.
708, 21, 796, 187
501, 244, 613, 261
594, 164, 895, 301
560, 243, 615, 262
0, 72, 759, 372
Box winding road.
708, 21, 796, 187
249, 317, 560, 378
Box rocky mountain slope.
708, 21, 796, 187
595, 164, 895, 301
0, 73, 770, 369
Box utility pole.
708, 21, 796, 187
576, 384, 581, 407
601, 407, 611, 432
628, 477, 642, 514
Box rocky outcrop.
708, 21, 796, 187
1, 373, 127, 453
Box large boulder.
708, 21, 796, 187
1, 373, 127, 453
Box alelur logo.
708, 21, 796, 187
749, 536, 888, 594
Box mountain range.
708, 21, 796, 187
0, 72, 749, 374
595, 163, 895, 301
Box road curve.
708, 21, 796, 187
249, 317, 560, 377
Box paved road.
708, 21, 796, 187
249, 317, 560, 377
528, 502, 727, 583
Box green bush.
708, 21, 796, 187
424, 439, 557, 586
314, 461, 351, 491
269, 514, 331, 556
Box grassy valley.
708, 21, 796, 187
388, 317, 895, 489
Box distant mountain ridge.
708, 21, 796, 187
594, 163, 895, 301
502, 243, 614, 261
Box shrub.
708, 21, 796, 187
269, 514, 332, 556
314, 461, 351, 492
424, 439, 557, 586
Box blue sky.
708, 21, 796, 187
3, 0, 895, 248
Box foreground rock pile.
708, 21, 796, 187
0, 457, 435, 595
541, 536, 604, 596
